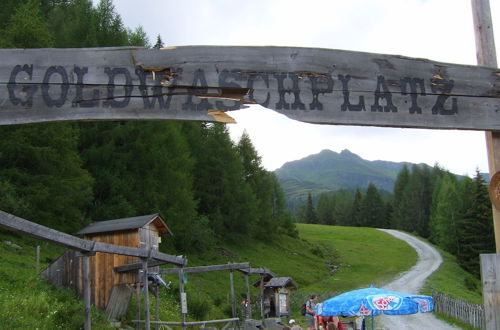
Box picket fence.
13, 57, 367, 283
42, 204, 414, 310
432, 290, 484, 329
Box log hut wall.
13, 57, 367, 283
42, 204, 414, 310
84, 229, 140, 309
41, 249, 82, 294
41, 214, 170, 311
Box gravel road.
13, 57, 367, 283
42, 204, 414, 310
376, 229, 460, 330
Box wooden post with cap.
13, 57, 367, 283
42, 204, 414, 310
472, 1, 500, 329
472, 0, 500, 252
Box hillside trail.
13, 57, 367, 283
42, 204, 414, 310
376, 229, 460, 330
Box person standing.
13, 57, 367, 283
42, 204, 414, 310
305, 294, 318, 330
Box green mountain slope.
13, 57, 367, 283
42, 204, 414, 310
274, 149, 421, 207
0, 224, 481, 328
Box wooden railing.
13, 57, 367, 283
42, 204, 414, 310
432, 290, 484, 329
133, 317, 240, 330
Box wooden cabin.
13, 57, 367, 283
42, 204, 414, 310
42, 213, 172, 311
256, 277, 298, 318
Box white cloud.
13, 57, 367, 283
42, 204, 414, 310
112, 0, 498, 176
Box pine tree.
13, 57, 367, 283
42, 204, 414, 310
305, 193, 318, 224
391, 165, 410, 229
350, 188, 363, 226
429, 172, 462, 255
359, 183, 385, 228
153, 34, 164, 49
457, 171, 495, 277
317, 193, 335, 225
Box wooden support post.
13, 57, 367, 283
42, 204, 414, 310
178, 268, 187, 330
472, 1, 500, 329
481, 254, 500, 329
229, 270, 236, 318
36, 245, 40, 271
245, 273, 251, 319
154, 285, 159, 330
136, 283, 141, 329
82, 253, 91, 330
142, 259, 150, 330
472, 0, 500, 252
260, 275, 265, 320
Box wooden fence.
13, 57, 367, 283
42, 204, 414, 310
432, 290, 485, 329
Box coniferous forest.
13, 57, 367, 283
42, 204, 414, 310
0, 0, 495, 281
297, 164, 496, 278
0, 0, 297, 255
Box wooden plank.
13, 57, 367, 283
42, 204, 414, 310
133, 317, 240, 326
82, 253, 91, 330
105, 284, 132, 321
0, 46, 498, 130
158, 262, 250, 275
142, 259, 151, 330
238, 267, 276, 277
481, 254, 500, 330
0, 210, 185, 265
472, 0, 500, 253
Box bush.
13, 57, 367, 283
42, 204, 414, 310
188, 295, 210, 320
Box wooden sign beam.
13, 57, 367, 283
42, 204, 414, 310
0, 210, 186, 265
0, 46, 499, 130
158, 262, 250, 275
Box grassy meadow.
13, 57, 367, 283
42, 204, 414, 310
0, 224, 483, 329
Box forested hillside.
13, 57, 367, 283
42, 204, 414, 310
0, 0, 296, 255
295, 161, 496, 278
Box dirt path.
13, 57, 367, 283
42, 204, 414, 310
376, 229, 460, 330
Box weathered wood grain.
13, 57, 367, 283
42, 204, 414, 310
480, 254, 500, 330
158, 262, 250, 275
0, 46, 498, 130
0, 210, 185, 265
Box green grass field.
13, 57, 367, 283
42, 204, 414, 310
0, 224, 484, 329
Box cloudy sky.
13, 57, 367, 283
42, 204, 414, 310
111, 0, 499, 176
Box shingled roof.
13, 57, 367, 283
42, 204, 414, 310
264, 277, 298, 290
77, 213, 172, 236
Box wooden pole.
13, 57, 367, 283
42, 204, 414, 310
229, 270, 236, 318
36, 245, 40, 271
82, 253, 91, 330
245, 273, 251, 319
136, 283, 141, 329
471, 0, 500, 253
178, 268, 187, 330
154, 285, 159, 330
142, 259, 150, 330
472, 2, 500, 329
259, 275, 265, 320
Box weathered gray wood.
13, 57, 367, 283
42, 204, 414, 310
229, 270, 236, 318
433, 289, 485, 329
238, 267, 276, 277
36, 245, 40, 271
40, 249, 81, 291
178, 269, 187, 330
142, 259, 150, 330
159, 262, 250, 275
136, 283, 141, 327
114, 260, 166, 273
133, 317, 240, 326
0, 46, 499, 130
259, 275, 265, 320
0, 210, 185, 265
481, 254, 500, 330
105, 284, 132, 321
82, 253, 91, 330
154, 286, 159, 330
472, 0, 500, 255
245, 273, 251, 319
